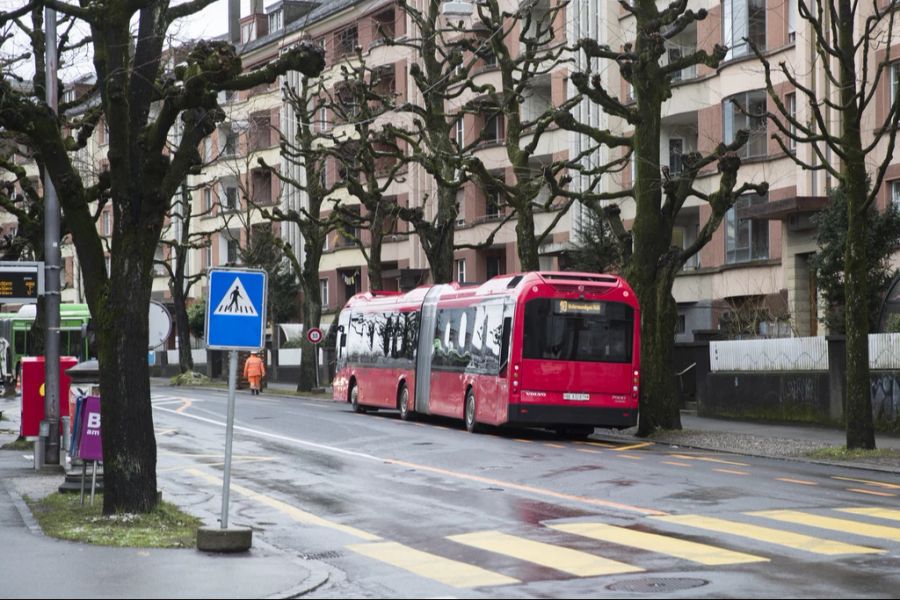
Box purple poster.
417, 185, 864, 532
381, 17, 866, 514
78, 396, 103, 462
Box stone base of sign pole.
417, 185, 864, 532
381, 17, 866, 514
197, 526, 253, 553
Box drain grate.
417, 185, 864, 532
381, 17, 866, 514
607, 577, 709, 593
300, 550, 343, 561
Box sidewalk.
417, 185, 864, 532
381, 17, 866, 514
0, 396, 328, 599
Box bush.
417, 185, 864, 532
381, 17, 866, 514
169, 371, 211, 386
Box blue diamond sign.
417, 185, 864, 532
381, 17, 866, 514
205, 268, 268, 350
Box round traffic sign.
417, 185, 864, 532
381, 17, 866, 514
306, 327, 324, 345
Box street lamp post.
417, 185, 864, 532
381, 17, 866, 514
41, 6, 62, 467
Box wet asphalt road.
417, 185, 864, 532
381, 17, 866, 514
150, 385, 900, 599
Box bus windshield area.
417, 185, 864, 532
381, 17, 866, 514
522, 298, 633, 363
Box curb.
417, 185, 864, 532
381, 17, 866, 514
6, 486, 44, 537
252, 536, 332, 599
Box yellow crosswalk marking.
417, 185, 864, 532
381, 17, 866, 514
614, 442, 653, 452
653, 515, 882, 556
447, 531, 644, 577
751, 510, 900, 542
669, 454, 749, 467
837, 508, 900, 522
547, 522, 768, 566
347, 541, 519, 588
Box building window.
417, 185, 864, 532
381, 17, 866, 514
318, 104, 328, 133
786, 93, 797, 152
373, 9, 395, 44
483, 112, 503, 145
485, 190, 501, 219
669, 138, 684, 175
221, 127, 238, 157
891, 61, 900, 108
227, 238, 240, 264
486, 255, 504, 279
725, 194, 769, 264
788, 0, 797, 43
320, 278, 329, 307
723, 90, 768, 159
336, 25, 358, 58
891, 181, 900, 208
222, 184, 238, 210
203, 137, 213, 162
102, 211, 111, 236
722, 0, 766, 59
105, 255, 111, 276
455, 118, 465, 148
203, 244, 212, 269
456, 259, 466, 283
241, 21, 255, 44
268, 9, 283, 33
203, 188, 213, 212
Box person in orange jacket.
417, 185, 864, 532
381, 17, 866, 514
243, 352, 266, 395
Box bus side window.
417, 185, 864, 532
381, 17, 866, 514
499, 316, 512, 373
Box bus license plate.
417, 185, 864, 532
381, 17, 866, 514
564, 392, 590, 401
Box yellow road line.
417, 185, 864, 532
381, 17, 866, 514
832, 476, 900, 490
751, 510, 900, 542
543, 443, 565, 449
576, 441, 616, 448
577, 448, 603, 454
619, 454, 643, 460
347, 541, 519, 588
187, 468, 381, 541
846, 488, 896, 498
714, 469, 749, 476
838, 508, 900, 522
447, 531, 643, 577
653, 515, 882, 556
513, 438, 532, 444
776, 477, 818, 486
669, 454, 749, 467
548, 522, 767, 566
614, 442, 654, 452
662, 461, 692, 468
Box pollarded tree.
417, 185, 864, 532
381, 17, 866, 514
260, 72, 343, 392
566, 0, 767, 435
753, 0, 900, 449
0, 0, 324, 513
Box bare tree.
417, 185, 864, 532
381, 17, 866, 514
0, 0, 324, 513
566, 0, 767, 435
753, 0, 900, 449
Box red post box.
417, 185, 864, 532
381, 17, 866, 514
20, 356, 79, 438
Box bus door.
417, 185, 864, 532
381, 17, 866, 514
414, 285, 448, 414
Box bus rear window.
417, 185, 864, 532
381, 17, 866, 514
522, 298, 633, 363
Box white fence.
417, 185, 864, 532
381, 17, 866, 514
163, 347, 304, 366
710, 337, 828, 372
710, 333, 900, 372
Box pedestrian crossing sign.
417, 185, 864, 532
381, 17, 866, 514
206, 268, 268, 350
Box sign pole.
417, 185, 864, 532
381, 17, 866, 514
221, 349, 238, 530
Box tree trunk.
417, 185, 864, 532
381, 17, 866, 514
844, 170, 875, 449
171, 276, 194, 374
423, 186, 458, 284
297, 280, 322, 392
515, 203, 540, 272
97, 229, 158, 514
636, 266, 682, 435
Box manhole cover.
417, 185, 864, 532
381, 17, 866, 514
607, 577, 709, 593
300, 550, 343, 560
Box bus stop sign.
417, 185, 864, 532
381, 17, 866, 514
205, 268, 268, 351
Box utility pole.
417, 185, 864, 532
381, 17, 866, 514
41, 6, 62, 467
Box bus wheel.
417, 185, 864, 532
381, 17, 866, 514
398, 384, 413, 421
350, 384, 365, 414
465, 390, 480, 433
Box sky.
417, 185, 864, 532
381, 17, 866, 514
1, 0, 236, 83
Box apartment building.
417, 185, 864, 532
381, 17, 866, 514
8, 0, 898, 343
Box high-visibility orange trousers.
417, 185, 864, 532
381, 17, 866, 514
248, 375, 262, 391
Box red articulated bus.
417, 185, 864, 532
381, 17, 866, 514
331, 272, 640, 436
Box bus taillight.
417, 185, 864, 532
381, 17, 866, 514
512, 364, 520, 389
632, 370, 639, 398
